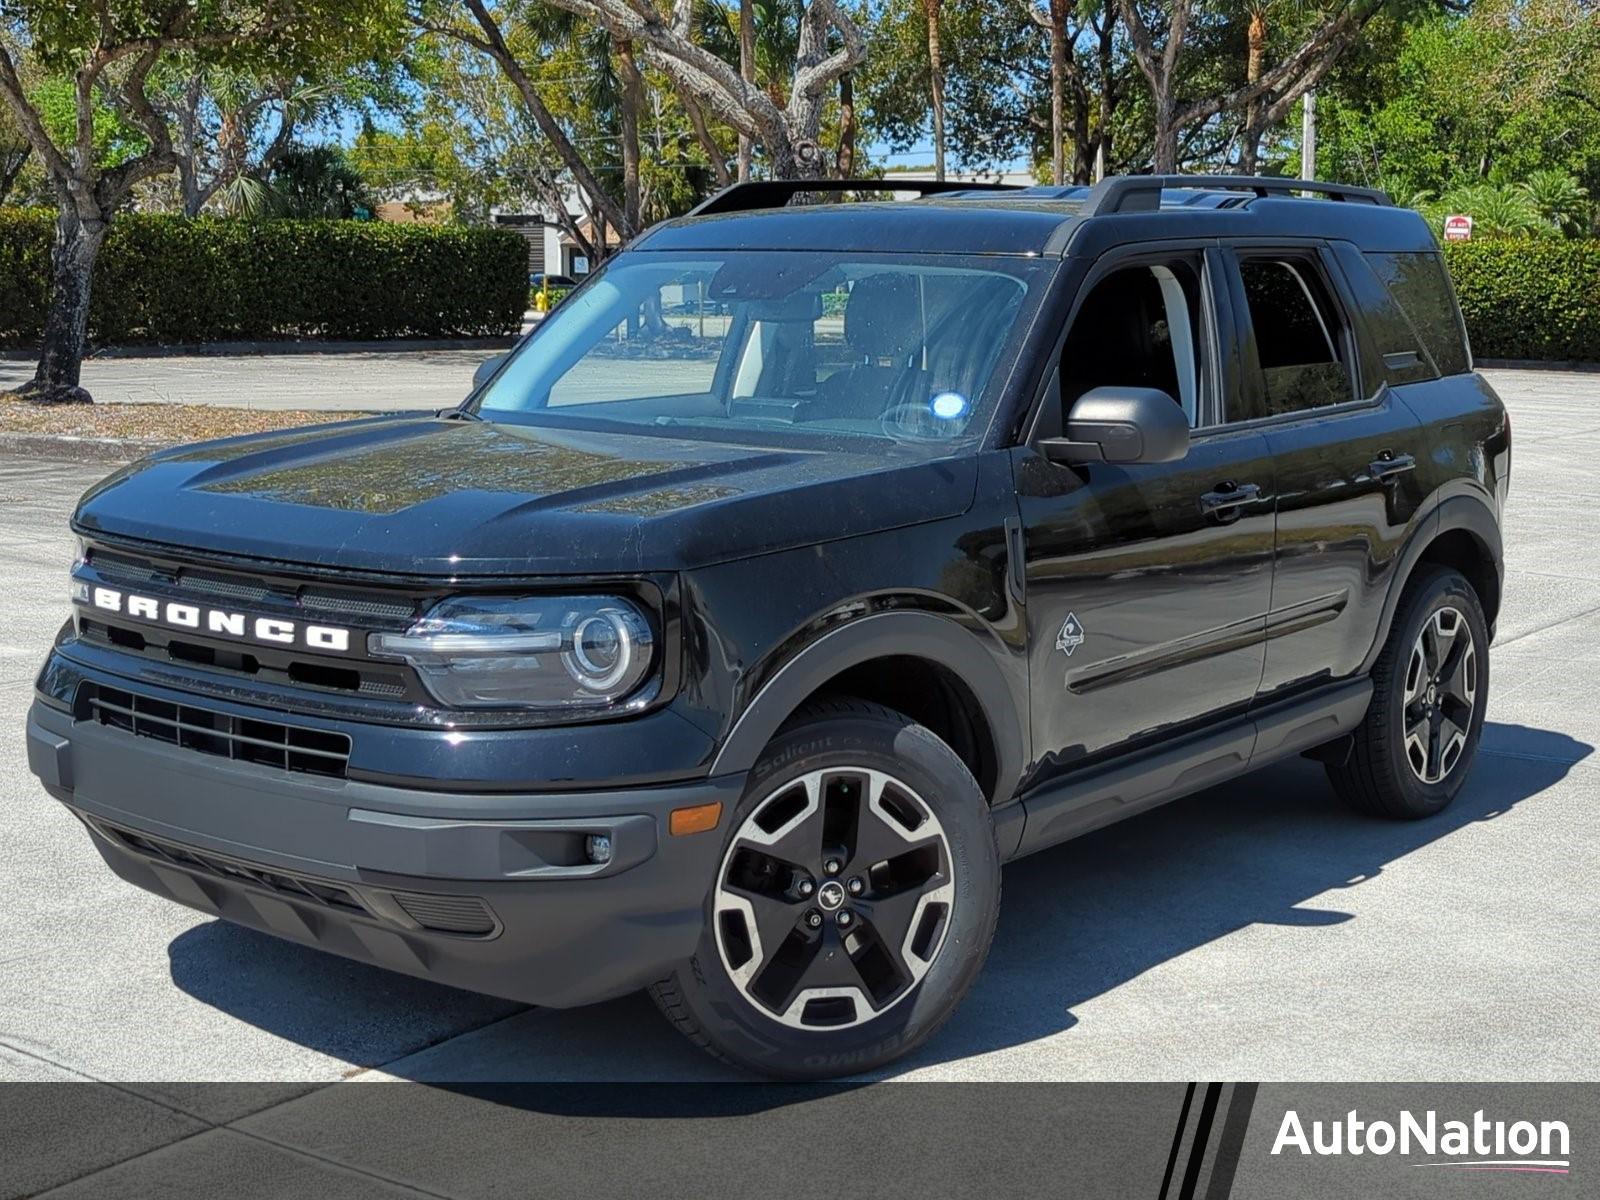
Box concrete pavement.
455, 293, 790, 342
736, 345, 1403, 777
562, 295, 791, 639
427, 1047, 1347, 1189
0, 368, 1594, 1089
0, 348, 499, 412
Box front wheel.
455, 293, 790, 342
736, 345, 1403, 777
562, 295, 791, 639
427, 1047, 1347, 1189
651, 698, 1000, 1079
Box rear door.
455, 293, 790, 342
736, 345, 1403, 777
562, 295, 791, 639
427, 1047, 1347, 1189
1015, 246, 1277, 784
1221, 241, 1426, 701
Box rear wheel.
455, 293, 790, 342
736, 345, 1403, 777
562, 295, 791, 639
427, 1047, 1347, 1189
1328, 567, 1489, 819
651, 698, 1000, 1078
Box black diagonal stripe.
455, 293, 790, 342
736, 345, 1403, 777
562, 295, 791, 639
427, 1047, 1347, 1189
1178, 1083, 1225, 1200
1204, 1083, 1260, 1200
1159, 1083, 1197, 1200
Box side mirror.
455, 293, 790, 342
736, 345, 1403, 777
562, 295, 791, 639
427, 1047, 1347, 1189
1038, 386, 1190, 466
472, 354, 507, 391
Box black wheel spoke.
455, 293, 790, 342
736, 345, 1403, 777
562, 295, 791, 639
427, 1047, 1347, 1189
746, 926, 824, 1015
855, 887, 927, 978
1438, 630, 1468, 690
849, 774, 941, 871
731, 777, 824, 866
1440, 692, 1473, 728
1420, 623, 1442, 676
794, 926, 873, 993
1425, 720, 1441, 780
1404, 705, 1430, 745
724, 880, 808, 951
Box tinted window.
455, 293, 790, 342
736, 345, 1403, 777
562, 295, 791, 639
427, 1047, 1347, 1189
1365, 251, 1471, 377
1059, 260, 1208, 427
1238, 257, 1354, 415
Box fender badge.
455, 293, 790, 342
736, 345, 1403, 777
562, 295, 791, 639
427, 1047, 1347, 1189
1055, 612, 1086, 657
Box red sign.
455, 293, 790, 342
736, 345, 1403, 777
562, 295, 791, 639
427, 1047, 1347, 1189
1444, 214, 1473, 241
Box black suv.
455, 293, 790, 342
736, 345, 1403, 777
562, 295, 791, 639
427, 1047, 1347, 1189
27, 175, 1509, 1078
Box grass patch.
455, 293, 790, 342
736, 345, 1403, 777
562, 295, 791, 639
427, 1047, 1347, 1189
0, 391, 364, 447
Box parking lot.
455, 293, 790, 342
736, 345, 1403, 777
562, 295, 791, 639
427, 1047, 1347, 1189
0, 367, 1596, 1086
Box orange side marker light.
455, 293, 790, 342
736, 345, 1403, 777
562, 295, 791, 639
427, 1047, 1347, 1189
669, 801, 723, 836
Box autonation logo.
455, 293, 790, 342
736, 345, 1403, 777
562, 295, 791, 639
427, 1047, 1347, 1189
1272, 1108, 1571, 1175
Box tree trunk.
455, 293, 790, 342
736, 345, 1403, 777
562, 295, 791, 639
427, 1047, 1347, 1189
1240, 6, 1267, 174
24, 204, 104, 404
1096, 16, 1114, 179
617, 39, 644, 233
1071, 87, 1092, 183
0, 144, 28, 204
837, 71, 856, 177
1152, 92, 1179, 173
924, 0, 946, 180
1049, 0, 1068, 185
680, 90, 733, 187
738, 0, 755, 182
178, 159, 204, 217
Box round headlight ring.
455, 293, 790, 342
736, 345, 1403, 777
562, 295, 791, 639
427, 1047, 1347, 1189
563, 607, 638, 692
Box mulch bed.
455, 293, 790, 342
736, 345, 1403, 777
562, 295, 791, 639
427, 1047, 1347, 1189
0, 391, 362, 448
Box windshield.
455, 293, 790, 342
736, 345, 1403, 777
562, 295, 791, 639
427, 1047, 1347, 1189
474, 250, 1048, 452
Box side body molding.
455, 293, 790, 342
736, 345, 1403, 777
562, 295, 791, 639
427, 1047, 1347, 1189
709, 610, 1027, 809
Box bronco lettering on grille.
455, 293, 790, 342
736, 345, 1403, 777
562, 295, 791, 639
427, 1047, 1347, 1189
81, 584, 351, 652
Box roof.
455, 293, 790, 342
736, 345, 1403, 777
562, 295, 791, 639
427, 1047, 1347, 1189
632, 177, 1439, 259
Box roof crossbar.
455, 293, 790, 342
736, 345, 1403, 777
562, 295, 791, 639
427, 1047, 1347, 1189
687, 178, 1023, 217
1078, 174, 1393, 216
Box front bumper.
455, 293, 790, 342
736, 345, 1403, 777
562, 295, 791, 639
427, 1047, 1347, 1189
26, 696, 743, 1009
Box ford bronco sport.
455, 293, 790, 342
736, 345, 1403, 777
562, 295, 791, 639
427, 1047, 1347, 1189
27, 175, 1509, 1078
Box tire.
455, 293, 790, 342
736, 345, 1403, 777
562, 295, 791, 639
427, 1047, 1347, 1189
650, 697, 1000, 1079
1328, 567, 1489, 819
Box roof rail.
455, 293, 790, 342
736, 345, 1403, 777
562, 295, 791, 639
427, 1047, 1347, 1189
1078, 174, 1393, 217
687, 178, 1023, 217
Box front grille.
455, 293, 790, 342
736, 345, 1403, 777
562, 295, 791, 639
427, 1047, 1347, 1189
79, 683, 350, 778
391, 892, 499, 936
77, 619, 410, 700
77, 541, 424, 704
94, 819, 367, 913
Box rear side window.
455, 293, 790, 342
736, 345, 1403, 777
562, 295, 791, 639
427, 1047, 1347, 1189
1237, 256, 1354, 415
1364, 251, 1471, 377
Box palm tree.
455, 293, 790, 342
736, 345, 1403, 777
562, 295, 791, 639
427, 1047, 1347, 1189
924, 0, 946, 179
1518, 170, 1591, 236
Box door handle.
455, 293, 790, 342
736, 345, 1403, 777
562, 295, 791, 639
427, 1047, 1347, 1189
1369, 452, 1416, 482
1199, 481, 1262, 517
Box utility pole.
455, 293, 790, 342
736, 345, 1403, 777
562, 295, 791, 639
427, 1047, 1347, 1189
1301, 90, 1317, 180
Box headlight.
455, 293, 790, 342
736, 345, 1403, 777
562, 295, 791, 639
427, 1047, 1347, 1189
69, 537, 89, 605
369, 595, 656, 711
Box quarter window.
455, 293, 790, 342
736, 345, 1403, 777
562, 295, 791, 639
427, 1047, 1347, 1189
1238, 256, 1354, 415
1365, 251, 1472, 377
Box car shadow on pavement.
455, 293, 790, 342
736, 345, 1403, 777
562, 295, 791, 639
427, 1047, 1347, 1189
165, 722, 1590, 1082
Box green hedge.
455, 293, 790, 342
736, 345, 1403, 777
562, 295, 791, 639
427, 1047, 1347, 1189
1443, 239, 1600, 362
0, 210, 527, 347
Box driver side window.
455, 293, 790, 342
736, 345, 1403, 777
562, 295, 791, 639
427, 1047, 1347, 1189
1055, 258, 1209, 430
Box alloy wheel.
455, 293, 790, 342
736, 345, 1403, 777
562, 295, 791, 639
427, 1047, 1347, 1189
713, 767, 956, 1031
1402, 605, 1478, 785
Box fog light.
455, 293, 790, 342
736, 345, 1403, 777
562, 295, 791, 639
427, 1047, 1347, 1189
584, 834, 612, 865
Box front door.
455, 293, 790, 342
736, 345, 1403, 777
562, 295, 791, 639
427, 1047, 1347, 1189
1015, 250, 1277, 786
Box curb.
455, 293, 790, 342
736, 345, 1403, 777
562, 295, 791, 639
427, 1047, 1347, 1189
1, 334, 522, 363
1478, 358, 1600, 373
0, 432, 155, 465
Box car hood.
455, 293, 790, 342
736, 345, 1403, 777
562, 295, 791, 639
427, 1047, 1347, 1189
73, 415, 979, 576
